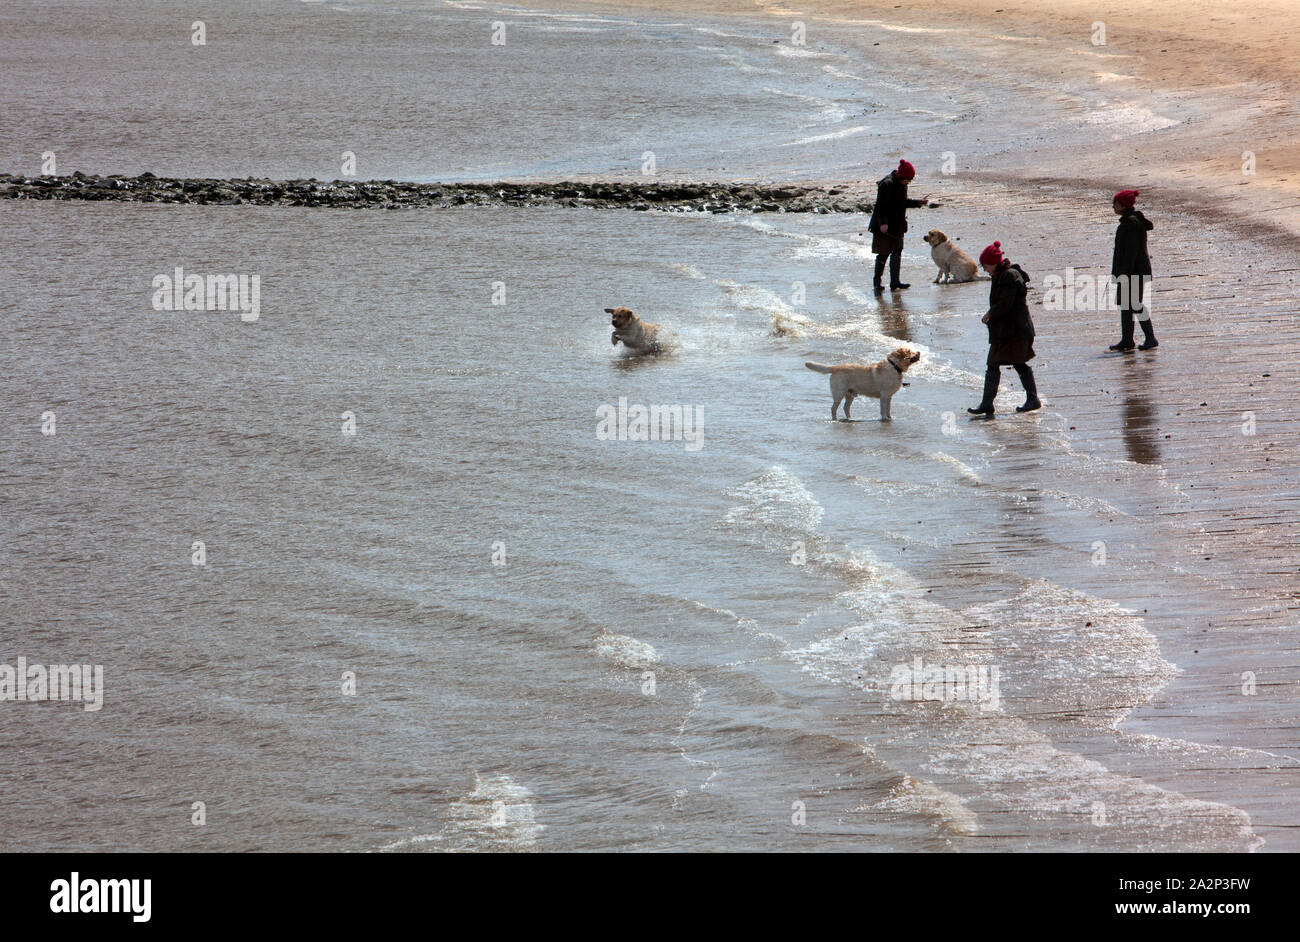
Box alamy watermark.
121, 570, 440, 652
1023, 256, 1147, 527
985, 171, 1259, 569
596, 397, 704, 451
888, 657, 1001, 712
151, 266, 261, 321
50, 873, 150, 922
1, 657, 104, 712
1042, 270, 1151, 315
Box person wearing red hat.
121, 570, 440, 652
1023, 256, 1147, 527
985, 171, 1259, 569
1109, 189, 1157, 350
867, 159, 930, 292
967, 241, 1041, 416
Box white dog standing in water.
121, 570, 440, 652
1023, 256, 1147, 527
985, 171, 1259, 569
805, 347, 922, 421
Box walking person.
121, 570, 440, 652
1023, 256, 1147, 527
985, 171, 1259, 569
968, 241, 1041, 416
867, 159, 929, 293
1108, 188, 1157, 351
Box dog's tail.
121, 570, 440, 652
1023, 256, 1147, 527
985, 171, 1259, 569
804, 361, 834, 374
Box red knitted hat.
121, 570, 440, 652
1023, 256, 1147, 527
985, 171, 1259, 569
896, 159, 916, 180
979, 241, 1004, 266
1113, 189, 1139, 208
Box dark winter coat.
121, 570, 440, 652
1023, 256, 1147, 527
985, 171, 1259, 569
985, 262, 1035, 366
867, 172, 924, 241
1112, 209, 1153, 313
1112, 209, 1153, 276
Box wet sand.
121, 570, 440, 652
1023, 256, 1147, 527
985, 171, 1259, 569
876, 179, 1300, 848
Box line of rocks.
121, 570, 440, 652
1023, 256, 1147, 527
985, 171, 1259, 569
0, 172, 873, 214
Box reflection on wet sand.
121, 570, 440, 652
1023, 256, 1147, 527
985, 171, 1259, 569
877, 291, 912, 342
1120, 362, 1162, 465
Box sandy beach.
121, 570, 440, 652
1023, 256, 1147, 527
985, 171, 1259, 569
565, 0, 1300, 238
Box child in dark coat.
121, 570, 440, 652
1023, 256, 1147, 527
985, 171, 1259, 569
1109, 188, 1157, 351
968, 241, 1041, 416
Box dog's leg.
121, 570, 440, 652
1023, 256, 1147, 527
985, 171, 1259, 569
934, 269, 942, 284
844, 393, 854, 420
611, 331, 620, 346
880, 394, 891, 421
831, 395, 841, 421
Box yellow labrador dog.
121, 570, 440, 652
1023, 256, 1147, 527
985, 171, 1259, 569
805, 347, 921, 421
607, 307, 664, 354
922, 229, 978, 284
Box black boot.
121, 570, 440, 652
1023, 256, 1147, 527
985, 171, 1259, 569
1138, 319, 1158, 349
888, 250, 908, 290
1109, 312, 1135, 351
1013, 364, 1041, 412
968, 366, 999, 416
873, 255, 886, 292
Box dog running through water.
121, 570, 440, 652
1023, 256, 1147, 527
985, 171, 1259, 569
607, 306, 664, 354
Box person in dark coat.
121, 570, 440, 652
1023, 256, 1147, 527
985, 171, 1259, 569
1108, 188, 1157, 351
867, 158, 929, 292
968, 241, 1041, 416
